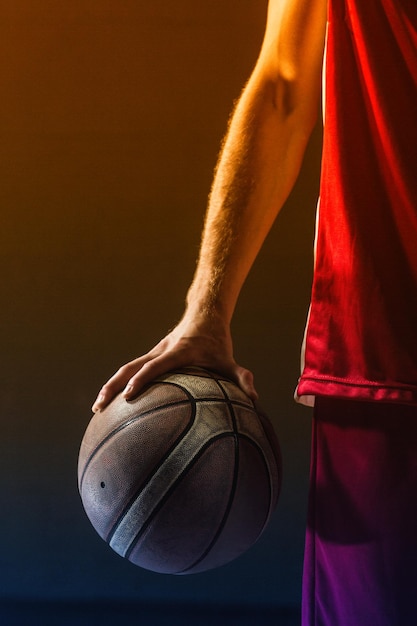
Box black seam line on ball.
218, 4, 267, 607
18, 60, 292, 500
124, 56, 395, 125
105, 395, 246, 547
80, 390, 256, 492
123, 431, 236, 563
235, 429, 278, 530
80, 380, 197, 490
180, 434, 275, 574
103, 393, 197, 544
255, 413, 282, 507
240, 434, 275, 534
217, 379, 277, 522
103, 395, 250, 545
79, 398, 190, 491
176, 434, 273, 575
176, 386, 240, 574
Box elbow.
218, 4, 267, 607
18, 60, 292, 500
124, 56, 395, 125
271, 73, 299, 117
265, 71, 320, 136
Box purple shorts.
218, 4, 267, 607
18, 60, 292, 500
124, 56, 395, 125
302, 396, 417, 626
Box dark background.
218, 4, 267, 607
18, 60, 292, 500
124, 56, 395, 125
0, 1, 321, 623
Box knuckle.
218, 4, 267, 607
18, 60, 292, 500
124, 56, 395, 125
116, 363, 133, 376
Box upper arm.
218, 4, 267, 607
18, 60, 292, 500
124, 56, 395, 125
254, 0, 328, 128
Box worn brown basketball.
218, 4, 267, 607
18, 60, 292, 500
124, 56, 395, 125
78, 367, 282, 575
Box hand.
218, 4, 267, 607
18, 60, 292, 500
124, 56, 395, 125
91, 314, 257, 412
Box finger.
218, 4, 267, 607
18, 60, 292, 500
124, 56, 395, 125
122, 350, 192, 399
91, 358, 150, 412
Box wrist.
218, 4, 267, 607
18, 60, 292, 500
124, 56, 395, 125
185, 278, 237, 327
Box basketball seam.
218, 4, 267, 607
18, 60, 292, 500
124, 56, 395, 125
218, 380, 281, 521
80, 397, 255, 494
78, 397, 191, 491
180, 435, 276, 574
102, 398, 251, 546
251, 412, 282, 512
103, 393, 198, 543
177, 380, 240, 574
122, 432, 276, 574
79, 377, 248, 491
237, 434, 277, 534
123, 431, 237, 565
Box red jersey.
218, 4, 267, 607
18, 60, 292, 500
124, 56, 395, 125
297, 0, 417, 405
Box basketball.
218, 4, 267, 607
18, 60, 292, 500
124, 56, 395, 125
78, 367, 282, 575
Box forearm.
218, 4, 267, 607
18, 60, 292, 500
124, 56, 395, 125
186, 74, 318, 324
185, 0, 327, 326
